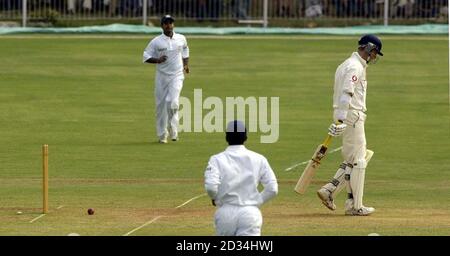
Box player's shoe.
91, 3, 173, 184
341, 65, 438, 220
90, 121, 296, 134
345, 201, 375, 216
158, 134, 168, 144
317, 188, 336, 211
168, 128, 177, 142
346, 206, 375, 216
170, 132, 178, 141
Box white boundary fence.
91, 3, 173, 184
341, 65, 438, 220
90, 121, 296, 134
0, 0, 448, 27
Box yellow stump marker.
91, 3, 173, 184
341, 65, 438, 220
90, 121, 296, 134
42, 144, 49, 214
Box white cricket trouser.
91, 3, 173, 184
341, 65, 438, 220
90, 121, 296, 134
214, 204, 263, 236
342, 110, 367, 164
342, 110, 368, 210
154, 72, 184, 138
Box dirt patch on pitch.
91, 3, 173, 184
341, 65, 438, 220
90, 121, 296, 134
261, 205, 450, 235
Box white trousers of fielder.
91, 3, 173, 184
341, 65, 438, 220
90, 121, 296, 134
155, 72, 184, 139
214, 204, 263, 236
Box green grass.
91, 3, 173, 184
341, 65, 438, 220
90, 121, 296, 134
0, 35, 449, 236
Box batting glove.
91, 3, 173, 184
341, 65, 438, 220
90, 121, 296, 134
328, 123, 347, 137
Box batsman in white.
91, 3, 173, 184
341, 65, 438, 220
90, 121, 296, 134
204, 120, 278, 236
143, 15, 190, 143
317, 35, 383, 216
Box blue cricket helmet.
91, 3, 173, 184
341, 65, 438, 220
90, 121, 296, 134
358, 34, 384, 56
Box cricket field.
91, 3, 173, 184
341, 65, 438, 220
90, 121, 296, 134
0, 34, 449, 236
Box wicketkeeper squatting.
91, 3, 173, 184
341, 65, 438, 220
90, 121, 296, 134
318, 34, 384, 216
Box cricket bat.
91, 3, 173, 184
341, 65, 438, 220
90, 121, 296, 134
294, 134, 333, 194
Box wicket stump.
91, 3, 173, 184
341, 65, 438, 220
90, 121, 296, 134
42, 144, 48, 214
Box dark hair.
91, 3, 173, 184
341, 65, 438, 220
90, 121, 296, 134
225, 120, 247, 145
226, 132, 247, 145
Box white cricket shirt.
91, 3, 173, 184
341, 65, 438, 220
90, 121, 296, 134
333, 52, 368, 112
142, 32, 189, 76
204, 145, 278, 207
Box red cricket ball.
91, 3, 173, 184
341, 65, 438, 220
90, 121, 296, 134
87, 208, 95, 215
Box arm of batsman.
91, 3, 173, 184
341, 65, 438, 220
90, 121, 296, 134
328, 123, 347, 137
